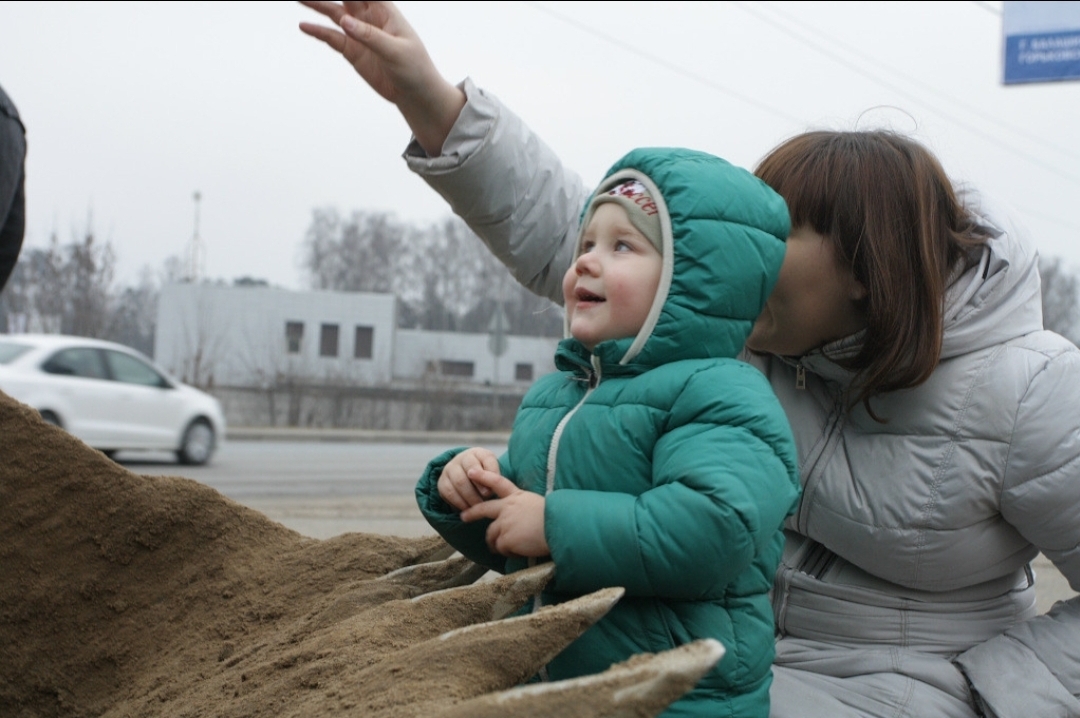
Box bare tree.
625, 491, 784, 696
0, 248, 34, 332
301, 207, 409, 294
65, 226, 115, 337
1039, 255, 1080, 344
105, 266, 159, 356
299, 209, 562, 337
160, 255, 186, 286
421, 217, 562, 336
405, 218, 515, 328
0, 226, 116, 337
165, 288, 228, 390
32, 237, 65, 332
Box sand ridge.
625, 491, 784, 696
0, 392, 717, 717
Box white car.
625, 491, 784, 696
0, 333, 226, 465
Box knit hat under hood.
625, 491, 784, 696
582, 179, 663, 254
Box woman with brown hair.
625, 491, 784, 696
299, 3, 1080, 717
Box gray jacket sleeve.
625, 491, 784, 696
955, 339, 1080, 718
402, 78, 589, 305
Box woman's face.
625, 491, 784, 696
746, 226, 867, 357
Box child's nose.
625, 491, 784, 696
576, 252, 599, 275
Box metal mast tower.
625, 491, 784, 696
186, 190, 205, 283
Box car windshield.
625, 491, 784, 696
0, 341, 33, 365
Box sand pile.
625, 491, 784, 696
0, 391, 721, 717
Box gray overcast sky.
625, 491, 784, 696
2, 1, 1079, 291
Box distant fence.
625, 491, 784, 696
211, 381, 526, 432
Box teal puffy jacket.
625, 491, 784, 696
417, 147, 800, 718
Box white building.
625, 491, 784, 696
155, 284, 398, 388
154, 283, 561, 429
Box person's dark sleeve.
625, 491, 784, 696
0, 83, 27, 292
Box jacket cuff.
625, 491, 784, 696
955, 632, 1078, 718
402, 77, 494, 173
415, 447, 467, 519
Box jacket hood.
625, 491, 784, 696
567, 147, 790, 370
939, 213, 1043, 359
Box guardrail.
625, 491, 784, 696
225, 426, 511, 445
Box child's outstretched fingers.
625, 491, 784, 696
465, 467, 518, 501
297, 0, 465, 158
298, 0, 422, 103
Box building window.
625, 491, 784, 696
439, 360, 474, 377
514, 363, 534, 382
285, 321, 304, 354
354, 325, 374, 359
320, 323, 339, 357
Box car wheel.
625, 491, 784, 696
176, 419, 215, 466
39, 410, 62, 428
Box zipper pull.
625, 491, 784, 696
796, 364, 806, 390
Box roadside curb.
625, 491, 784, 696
225, 426, 511, 445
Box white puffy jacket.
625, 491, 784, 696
403, 79, 1080, 718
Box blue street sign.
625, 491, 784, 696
1003, 2, 1080, 84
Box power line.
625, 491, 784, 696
731, 0, 1080, 236
522, 0, 1080, 236
971, 1, 1004, 16
738, 1, 1080, 171
522, 1, 806, 127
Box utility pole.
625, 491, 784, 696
487, 297, 509, 421
187, 191, 205, 283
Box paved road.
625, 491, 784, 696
119, 437, 508, 500
117, 437, 506, 540
118, 438, 1076, 613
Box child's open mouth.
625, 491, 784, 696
576, 287, 604, 303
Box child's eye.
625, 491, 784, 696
614, 240, 633, 252
580, 240, 596, 253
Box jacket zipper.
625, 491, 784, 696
796, 363, 806, 390
545, 355, 602, 492
795, 395, 846, 533
532, 355, 602, 681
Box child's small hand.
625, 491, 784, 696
461, 468, 549, 559
437, 447, 500, 511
